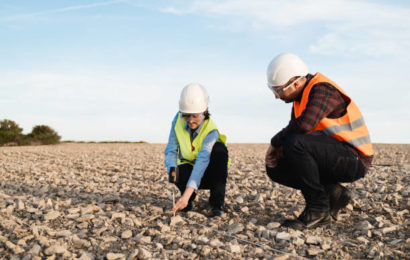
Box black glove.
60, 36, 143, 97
168, 167, 179, 183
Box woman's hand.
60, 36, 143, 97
173, 196, 189, 212
172, 187, 195, 212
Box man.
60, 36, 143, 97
265, 53, 373, 229
164, 83, 229, 217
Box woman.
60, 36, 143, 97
164, 83, 229, 218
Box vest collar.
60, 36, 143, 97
295, 73, 314, 102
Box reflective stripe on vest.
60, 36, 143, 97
293, 73, 373, 156
174, 113, 228, 165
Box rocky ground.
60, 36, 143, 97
0, 143, 409, 259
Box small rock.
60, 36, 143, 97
44, 211, 60, 221
6, 241, 25, 254
267, 222, 281, 229
273, 253, 291, 260
106, 253, 125, 260
307, 247, 322, 256
121, 230, 132, 239
111, 212, 126, 220
170, 215, 185, 226
150, 206, 163, 214
235, 196, 244, 203
201, 246, 211, 257
306, 235, 321, 245
28, 243, 42, 256
382, 225, 397, 234
197, 235, 209, 244
292, 237, 304, 246
134, 234, 151, 244
17, 200, 25, 210
276, 232, 291, 241
56, 230, 71, 237
161, 225, 170, 233
44, 245, 67, 255
209, 238, 223, 247
79, 252, 94, 260
357, 236, 369, 245
227, 244, 241, 253
240, 206, 249, 213
137, 247, 152, 259
355, 220, 374, 230
127, 249, 139, 260
227, 223, 244, 234
187, 211, 207, 221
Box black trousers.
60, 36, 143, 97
266, 134, 366, 210
176, 142, 228, 209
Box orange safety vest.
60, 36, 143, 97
293, 73, 373, 156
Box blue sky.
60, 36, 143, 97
1, 0, 409, 143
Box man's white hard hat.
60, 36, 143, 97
266, 53, 309, 87
179, 83, 209, 113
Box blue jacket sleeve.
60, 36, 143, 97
164, 113, 179, 173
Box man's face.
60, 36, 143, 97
271, 77, 305, 103
182, 113, 204, 130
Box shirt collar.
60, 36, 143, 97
184, 120, 204, 135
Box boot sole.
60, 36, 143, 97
306, 215, 332, 229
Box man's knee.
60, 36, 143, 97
283, 134, 307, 157
266, 164, 283, 183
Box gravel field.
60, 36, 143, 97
0, 143, 409, 259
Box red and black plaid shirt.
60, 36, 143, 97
271, 74, 373, 170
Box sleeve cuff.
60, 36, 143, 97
186, 180, 199, 191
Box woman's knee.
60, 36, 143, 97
210, 142, 228, 161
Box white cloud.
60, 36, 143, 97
160, 0, 410, 57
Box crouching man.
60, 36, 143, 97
264, 53, 373, 229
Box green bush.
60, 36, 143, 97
29, 125, 61, 145
0, 119, 23, 145
0, 119, 23, 134
0, 119, 61, 146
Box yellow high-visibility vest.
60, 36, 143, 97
174, 113, 228, 165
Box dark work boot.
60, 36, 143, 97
281, 207, 331, 230
328, 183, 353, 220
182, 203, 193, 213
209, 205, 224, 218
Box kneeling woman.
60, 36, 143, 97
164, 83, 229, 217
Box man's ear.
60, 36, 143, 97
296, 77, 305, 88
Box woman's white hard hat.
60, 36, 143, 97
266, 53, 309, 87
179, 83, 209, 113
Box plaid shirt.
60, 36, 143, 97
271, 74, 373, 170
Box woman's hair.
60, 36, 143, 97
204, 110, 211, 120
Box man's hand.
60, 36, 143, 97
265, 145, 283, 168
172, 187, 195, 212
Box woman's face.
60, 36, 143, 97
182, 113, 204, 130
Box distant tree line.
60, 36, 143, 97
0, 119, 61, 146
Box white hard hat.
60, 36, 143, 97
266, 53, 309, 87
179, 83, 209, 113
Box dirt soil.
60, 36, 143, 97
0, 143, 409, 259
